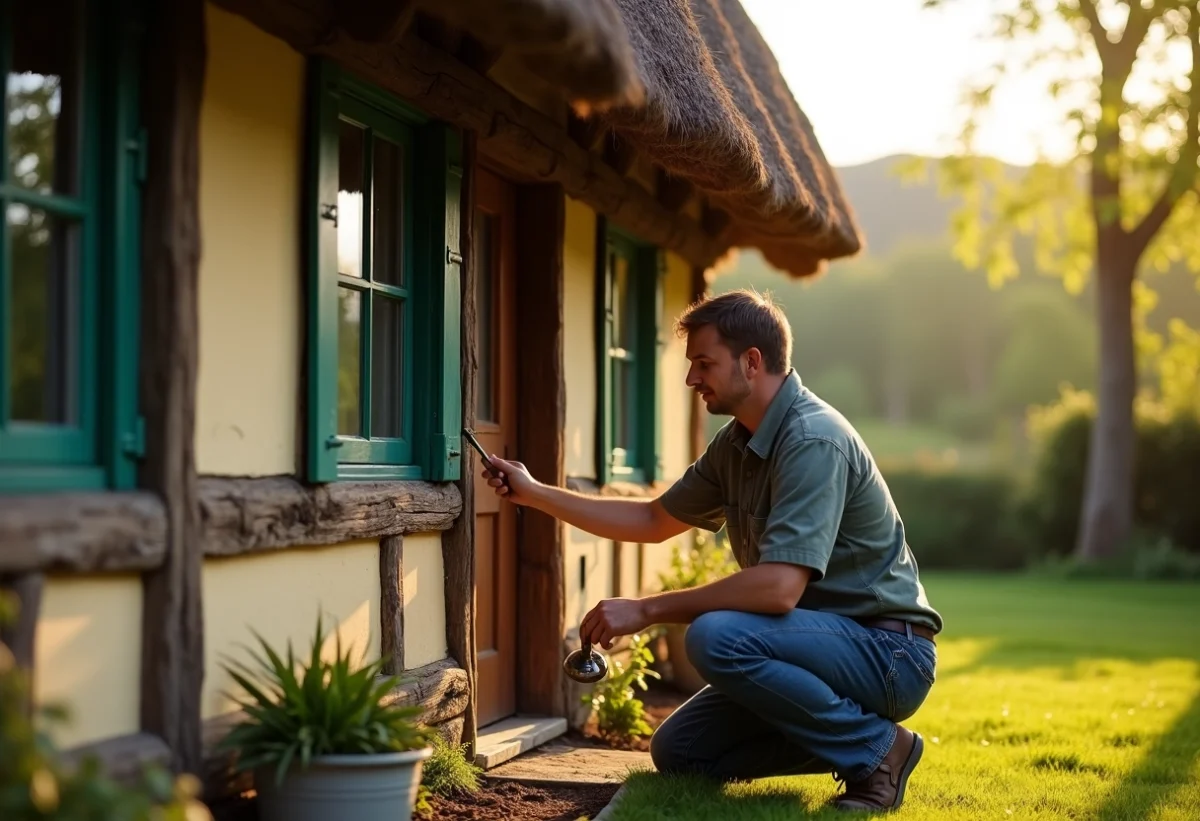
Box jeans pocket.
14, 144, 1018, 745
885, 648, 935, 722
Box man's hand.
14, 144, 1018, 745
480, 455, 539, 505
580, 598, 651, 650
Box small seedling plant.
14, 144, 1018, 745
583, 632, 661, 745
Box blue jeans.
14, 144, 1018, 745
650, 608, 937, 783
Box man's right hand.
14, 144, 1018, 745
480, 455, 538, 506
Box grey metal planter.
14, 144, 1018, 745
254, 747, 433, 821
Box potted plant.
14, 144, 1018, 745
657, 532, 739, 694
217, 613, 435, 821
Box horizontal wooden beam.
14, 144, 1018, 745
60, 732, 173, 788
0, 492, 167, 573
198, 476, 462, 557
381, 658, 471, 726
0, 477, 463, 573
657, 168, 695, 214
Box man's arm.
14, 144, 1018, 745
528, 485, 690, 545
479, 454, 692, 544
582, 563, 811, 648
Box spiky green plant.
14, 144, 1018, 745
216, 613, 434, 787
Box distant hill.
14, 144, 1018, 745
832, 154, 1026, 258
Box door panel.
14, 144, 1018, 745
473, 167, 518, 728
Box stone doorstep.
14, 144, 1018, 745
473, 716, 569, 770
485, 740, 652, 785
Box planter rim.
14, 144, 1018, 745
269, 747, 434, 769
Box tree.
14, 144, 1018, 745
918, 0, 1200, 560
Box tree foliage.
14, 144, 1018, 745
915, 0, 1200, 558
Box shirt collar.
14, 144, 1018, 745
731, 369, 803, 459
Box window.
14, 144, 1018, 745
596, 223, 662, 486
306, 61, 462, 483
0, 0, 143, 493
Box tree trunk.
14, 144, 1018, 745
1074, 254, 1137, 560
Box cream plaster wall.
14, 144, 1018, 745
402, 532, 448, 669
201, 541, 382, 719
195, 3, 304, 476
34, 576, 143, 748
563, 196, 598, 479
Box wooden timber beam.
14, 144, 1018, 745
335, 0, 415, 44
136, 0, 206, 776
602, 131, 637, 176
198, 476, 461, 557
0, 492, 166, 573
567, 110, 607, 151
380, 535, 404, 675
442, 128, 478, 754
514, 183, 566, 717
0, 573, 43, 716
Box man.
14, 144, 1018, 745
480, 289, 942, 812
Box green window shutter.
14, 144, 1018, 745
305, 60, 342, 483
594, 217, 614, 486
422, 122, 462, 482
637, 247, 664, 482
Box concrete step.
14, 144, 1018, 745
473, 716, 568, 770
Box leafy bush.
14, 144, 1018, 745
658, 532, 738, 591
883, 465, 1032, 571
1026, 387, 1200, 555
418, 734, 481, 799
1030, 530, 1200, 581
583, 633, 660, 744
217, 613, 434, 787
0, 592, 209, 821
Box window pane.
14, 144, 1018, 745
613, 359, 636, 456
474, 211, 495, 422
337, 287, 361, 436
612, 251, 632, 349
372, 135, 404, 287
8, 204, 76, 423
7, 0, 83, 194
337, 120, 365, 279
371, 295, 403, 439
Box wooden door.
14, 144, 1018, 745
473, 168, 519, 728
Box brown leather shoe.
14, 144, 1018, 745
833, 725, 924, 812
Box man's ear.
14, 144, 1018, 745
744, 347, 763, 376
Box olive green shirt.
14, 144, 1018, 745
660, 370, 943, 633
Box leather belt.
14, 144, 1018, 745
860, 617, 937, 643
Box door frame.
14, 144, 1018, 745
463, 152, 567, 719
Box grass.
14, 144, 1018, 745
606, 573, 1200, 820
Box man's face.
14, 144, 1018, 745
684, 324, 753, 415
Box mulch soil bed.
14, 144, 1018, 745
423, 780, 620, 821
567, 681, 689, 752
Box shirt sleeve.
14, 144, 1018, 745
756, 437, 851, 580
658, 437, 726, 532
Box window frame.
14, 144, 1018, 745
306, 60, 462, 484
595, 219, 663, 487
0, 0, 144, 494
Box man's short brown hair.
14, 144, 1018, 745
674, 288, 793, 374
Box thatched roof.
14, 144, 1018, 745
417, 0, 863, 278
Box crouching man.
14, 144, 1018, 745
479, 289, 942, 812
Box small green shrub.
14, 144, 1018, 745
419, 734, 481, 799
216, 612, 434, 788
883, 465, 1033, 571
584, 633, 660, 744
658, 532, 738, 591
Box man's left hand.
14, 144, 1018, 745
580, 598, 651, 650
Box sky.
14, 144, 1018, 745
739, 0, 1084, 168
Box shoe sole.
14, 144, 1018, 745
891, 731, 924, 809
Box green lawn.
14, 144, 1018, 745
607, 573, 1200, 820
